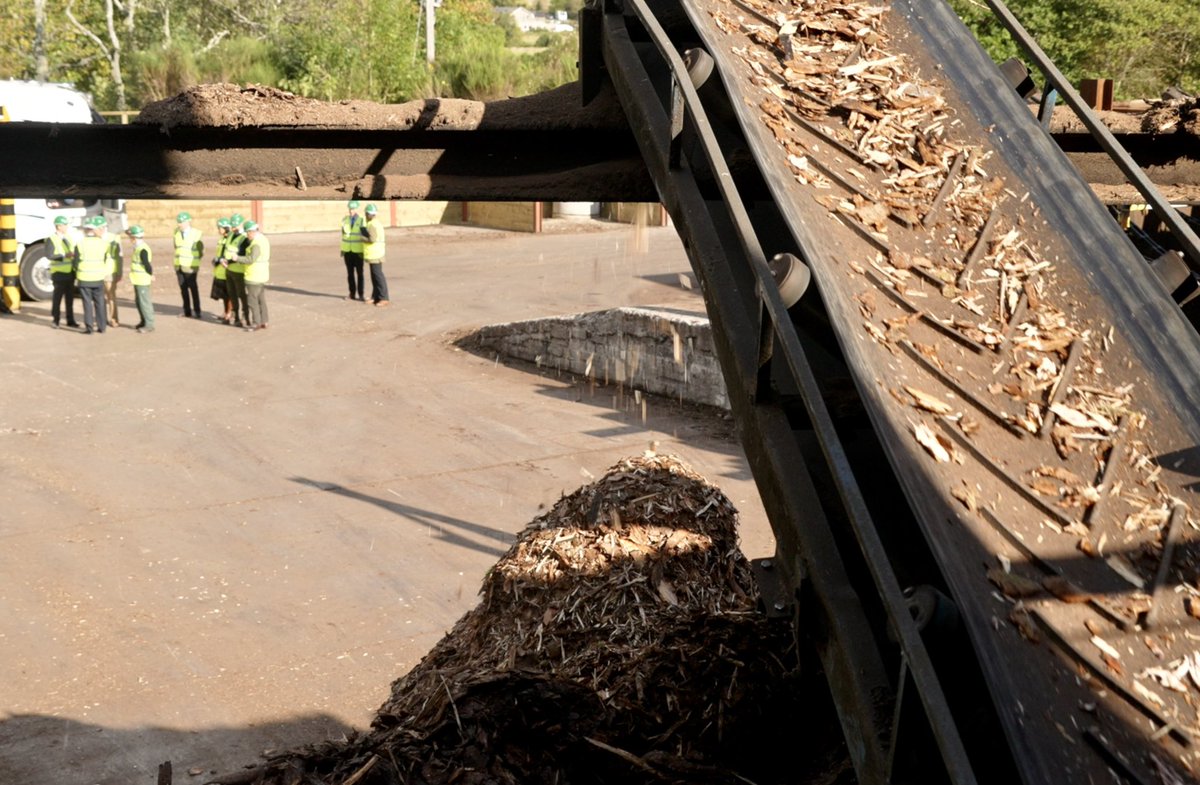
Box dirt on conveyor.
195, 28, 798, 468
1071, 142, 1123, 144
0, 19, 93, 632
205, 453, 849, 785
1141, 94, 1200, 135
134, 81, 632, 132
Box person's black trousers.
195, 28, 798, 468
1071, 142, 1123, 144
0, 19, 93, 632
369, 261, 389, 303
177, 270, 200, 317
344, 252, 364, 299
51, 272, 76, 325
78, 282, 106, 332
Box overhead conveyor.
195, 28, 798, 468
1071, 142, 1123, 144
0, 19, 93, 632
594, 0, 1200, 781
6, 1, 1200, 782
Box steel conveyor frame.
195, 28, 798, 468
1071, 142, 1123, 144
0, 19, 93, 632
585, 0, 982, 781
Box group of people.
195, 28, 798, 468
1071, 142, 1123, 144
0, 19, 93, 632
339, 200, 390, 306
46, 198, 390, 334
46, 211, 272, 334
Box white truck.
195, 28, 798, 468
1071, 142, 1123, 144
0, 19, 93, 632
0, 80, 126, 301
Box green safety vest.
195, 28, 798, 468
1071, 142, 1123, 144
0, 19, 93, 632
75, 235, 109, 283
341, 214, 364, 253
48, 232, 74, 274
129, 241, 152, 286
226, 231, 246, 274
212, 234, 227, 281
363, 216, 385, 262
244, 233, 271, 284
173, 226, 203, 271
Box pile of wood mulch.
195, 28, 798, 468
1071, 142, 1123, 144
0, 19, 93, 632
211, 454, 848, 785
1141, 93, 1200, 134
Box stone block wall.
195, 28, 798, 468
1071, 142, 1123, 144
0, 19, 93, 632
469, 306, 729, 409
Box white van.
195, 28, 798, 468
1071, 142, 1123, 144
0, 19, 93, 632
0, 80, 126, 300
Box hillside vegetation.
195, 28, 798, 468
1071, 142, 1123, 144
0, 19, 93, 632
0, 0, 1195, 111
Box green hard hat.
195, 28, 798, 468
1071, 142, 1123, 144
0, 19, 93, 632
89, 216, 106, 228
243, 220, 259, 231
364, 203, 377, 214
230, 213, 245, 227
347, 200, 361, 209
217, 217, 231, 228
53, 216, 69, 226
176, 211, 191, 223
127, 225, 144, 237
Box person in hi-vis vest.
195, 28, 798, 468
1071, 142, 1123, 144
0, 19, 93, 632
125, 225, 155, 333
212, 217, 233, 323
224, 213, 250, 327
72, 217, 110, 334
47, 215, 79, 329
242, 220, 270, 331
361, 203, 389, 307
173, 211, 204, 318
341, 200, 365, 301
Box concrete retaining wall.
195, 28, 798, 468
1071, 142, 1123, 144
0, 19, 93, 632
127, 201, 668, 238
125, 199, 457, 237
469, 306, 729, 409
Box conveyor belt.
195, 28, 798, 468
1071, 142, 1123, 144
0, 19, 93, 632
589, 0, 1200, 782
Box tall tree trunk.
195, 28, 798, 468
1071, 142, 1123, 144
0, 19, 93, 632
33, 0, 50, 81
66, 0, 128, 109
104, 0, 127, 109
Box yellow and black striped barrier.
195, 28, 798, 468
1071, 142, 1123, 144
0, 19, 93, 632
0, 105, 17, 313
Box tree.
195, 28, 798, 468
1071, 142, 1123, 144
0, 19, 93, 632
947, 0, 1200, 99
66, 0, 129, 109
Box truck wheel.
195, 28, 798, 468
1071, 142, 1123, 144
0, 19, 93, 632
19, 244, 53, 302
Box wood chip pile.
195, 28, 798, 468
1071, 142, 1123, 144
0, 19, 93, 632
225, 454, 836, 785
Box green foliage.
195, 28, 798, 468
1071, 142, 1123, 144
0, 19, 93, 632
523, 33, 577, 92
546, 0, 584, 17
128, 36, 280, 104
0, 4, 34, 80
495, 12, 521, 46
20, 0, 1194, 112
199, 36, 280, 87
275, 0, 427, 101
433, 30, 575, 99
947, 0, 1200, 99
435, 37, 519, 99
129, 42, 199, 103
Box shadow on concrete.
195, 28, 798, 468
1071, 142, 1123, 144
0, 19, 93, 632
289, 477, 514, 558
529, 379, 753, 484
639, 271, 699, 291
266, 284, 346, 301
454, 334, 750, 484
0, 711, 353, 785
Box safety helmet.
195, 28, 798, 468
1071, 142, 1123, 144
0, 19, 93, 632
243, 220, 259, 232
89, 216, 106, 228
348, 200, 361, 209
127, 225, 144, 238
364, 203, 378, 215
53, 216, 69, 226
217, 218, 231, 229
176, 211, 191, 223
230, 213, 245, 228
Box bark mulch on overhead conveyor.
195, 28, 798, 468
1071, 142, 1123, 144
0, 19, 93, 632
207, 453, 849, 785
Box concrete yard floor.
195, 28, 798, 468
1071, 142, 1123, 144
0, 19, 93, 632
0, 219, 773, 785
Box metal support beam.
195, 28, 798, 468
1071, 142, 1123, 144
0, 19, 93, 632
0, 121, 658, 202
0, 112, 1195, 203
